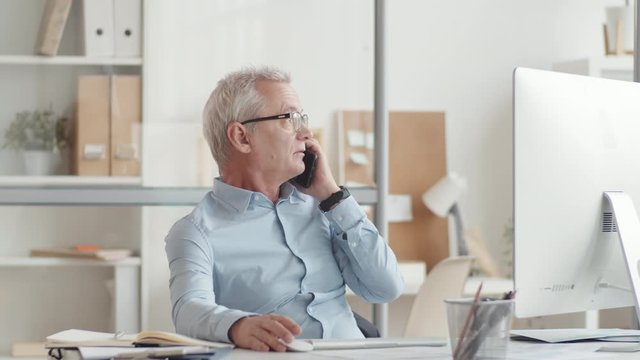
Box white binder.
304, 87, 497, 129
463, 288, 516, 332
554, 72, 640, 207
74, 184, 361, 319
113, 0, 142, 57
81, 0, 115, 56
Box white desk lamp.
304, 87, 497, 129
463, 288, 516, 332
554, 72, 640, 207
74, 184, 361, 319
422, 173, 468, 256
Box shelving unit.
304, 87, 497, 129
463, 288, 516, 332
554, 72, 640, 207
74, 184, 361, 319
0, 186, 376, 206
0, 0, 146, 357
0, 256, 140, 267
553, 56, 634, 81
0, 176, 141, 187
0, 55, 142, 66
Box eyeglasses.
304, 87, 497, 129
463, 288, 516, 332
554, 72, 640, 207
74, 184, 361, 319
240, 111, 309, 132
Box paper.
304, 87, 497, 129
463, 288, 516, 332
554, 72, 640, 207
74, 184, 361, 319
365, 132, 375, 150
46, 330, 133, 348
350, 152, 369, 165
79, 347, 140, 360
46, 329, 232, 349
507, 342, 607, 360
510, 328, 640, 343
347, 130, 366, 147
387, 194, 413, 222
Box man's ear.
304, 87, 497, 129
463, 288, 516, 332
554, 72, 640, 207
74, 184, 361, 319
227, 122, 252, 154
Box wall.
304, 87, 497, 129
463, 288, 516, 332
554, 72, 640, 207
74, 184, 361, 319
387, 0, 622, 271
142, 0, 625, 330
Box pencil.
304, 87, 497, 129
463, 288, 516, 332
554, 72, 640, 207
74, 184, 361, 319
452, 282, 483, 360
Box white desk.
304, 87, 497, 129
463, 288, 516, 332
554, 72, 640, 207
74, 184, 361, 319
223, 340, 640, 359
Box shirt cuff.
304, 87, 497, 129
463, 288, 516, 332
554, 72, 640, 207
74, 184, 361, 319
216, 310, 258, 343
324, 196, 366, 233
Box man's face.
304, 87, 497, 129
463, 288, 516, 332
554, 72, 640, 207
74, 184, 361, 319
249, 80, 307, 182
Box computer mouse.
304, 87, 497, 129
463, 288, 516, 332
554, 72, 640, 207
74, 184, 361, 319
280, 339, 313, 352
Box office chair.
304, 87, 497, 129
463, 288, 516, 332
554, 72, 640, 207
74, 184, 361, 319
353, 311, 380, 338
404, 256, 474, 338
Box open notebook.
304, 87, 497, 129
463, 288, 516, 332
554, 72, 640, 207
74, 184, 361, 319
306, 337, 447, 350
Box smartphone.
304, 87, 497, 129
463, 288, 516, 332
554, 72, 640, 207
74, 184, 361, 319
294, 150, 317, 188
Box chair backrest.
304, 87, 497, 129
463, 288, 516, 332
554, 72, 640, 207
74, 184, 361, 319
404, 256, 474, 338
353, 311, 380, 338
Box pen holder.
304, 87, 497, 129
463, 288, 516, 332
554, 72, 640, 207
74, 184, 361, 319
445, 298, 514, 360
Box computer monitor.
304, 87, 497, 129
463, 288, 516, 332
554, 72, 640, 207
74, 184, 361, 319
513, 67, 640, 321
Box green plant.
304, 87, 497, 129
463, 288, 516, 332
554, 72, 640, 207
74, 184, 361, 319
2, 107, 70, 152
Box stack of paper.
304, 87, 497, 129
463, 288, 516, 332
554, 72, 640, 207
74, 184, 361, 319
510, 328, 640, 343
45, 329, 233, 360
45, 329, 232, 348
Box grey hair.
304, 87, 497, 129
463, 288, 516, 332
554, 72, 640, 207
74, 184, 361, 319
202, 65, 291, 168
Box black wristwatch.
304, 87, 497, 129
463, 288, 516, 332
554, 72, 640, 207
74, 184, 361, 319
319, 186, 351, 212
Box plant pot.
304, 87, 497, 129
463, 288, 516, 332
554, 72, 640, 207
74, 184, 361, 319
22, 150, 61, 176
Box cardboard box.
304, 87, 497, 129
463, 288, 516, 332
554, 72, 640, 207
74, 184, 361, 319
75, 76, 110, 176
110, 75, 141, 176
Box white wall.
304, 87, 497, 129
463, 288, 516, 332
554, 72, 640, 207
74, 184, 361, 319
143, 0, 626, 330
387, 0, 622, 271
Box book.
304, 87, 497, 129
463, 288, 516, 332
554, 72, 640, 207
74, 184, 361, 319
30, 247, 133, 261
45, 329, 232, 349
133, 331, 232, 348
35, 0, 73, 56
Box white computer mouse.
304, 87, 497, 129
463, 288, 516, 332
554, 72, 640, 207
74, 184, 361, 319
280, 339, 314, 352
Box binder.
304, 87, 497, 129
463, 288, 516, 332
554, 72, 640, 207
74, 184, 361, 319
81, 0, 115, 56
35, 0, 73, 56
110, 75, 141, 176
113, 0, 142, 57
75, 76, 110, 175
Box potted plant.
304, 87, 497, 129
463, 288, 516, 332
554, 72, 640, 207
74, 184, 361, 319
2, 107, 71, 175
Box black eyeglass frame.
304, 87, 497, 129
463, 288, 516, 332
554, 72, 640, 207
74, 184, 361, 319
240, 111, 309, 131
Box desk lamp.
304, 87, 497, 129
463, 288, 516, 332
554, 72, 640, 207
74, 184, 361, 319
422, 172, 468, 256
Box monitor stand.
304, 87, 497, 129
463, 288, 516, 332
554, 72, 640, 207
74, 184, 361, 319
604, 191, 640, 324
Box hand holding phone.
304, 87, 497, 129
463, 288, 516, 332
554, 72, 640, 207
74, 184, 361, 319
293, 150, 317, 188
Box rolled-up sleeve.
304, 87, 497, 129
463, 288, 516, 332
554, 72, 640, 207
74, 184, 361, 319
325, 196, 404, 303
165, 219, 256, 343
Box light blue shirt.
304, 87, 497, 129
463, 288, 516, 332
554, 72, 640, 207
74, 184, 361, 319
165, 178, 404, 343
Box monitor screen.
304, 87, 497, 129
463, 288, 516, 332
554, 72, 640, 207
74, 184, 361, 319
513, 67, 640, 319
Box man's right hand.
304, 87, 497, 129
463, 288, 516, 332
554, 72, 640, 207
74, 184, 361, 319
228, 314, 302, 352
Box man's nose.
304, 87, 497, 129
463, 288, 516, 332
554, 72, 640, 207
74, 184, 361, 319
297, 126, 312, 139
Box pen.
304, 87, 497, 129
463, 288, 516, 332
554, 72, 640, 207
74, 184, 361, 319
453, 282, 483, 360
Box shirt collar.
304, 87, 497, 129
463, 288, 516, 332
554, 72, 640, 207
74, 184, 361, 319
212, 177, 307, 213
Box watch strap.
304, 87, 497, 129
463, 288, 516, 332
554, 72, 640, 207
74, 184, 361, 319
319, 186, 351, 212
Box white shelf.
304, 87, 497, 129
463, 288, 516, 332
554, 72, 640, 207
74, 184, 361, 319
553, 56, 634, 81
0, 176, 142, 187
0, 55, 142, 66
0, 256, 141, 267
0, 186, 377, 206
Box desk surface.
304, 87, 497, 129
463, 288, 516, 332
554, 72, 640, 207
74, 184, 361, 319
224, 340, 638, 359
